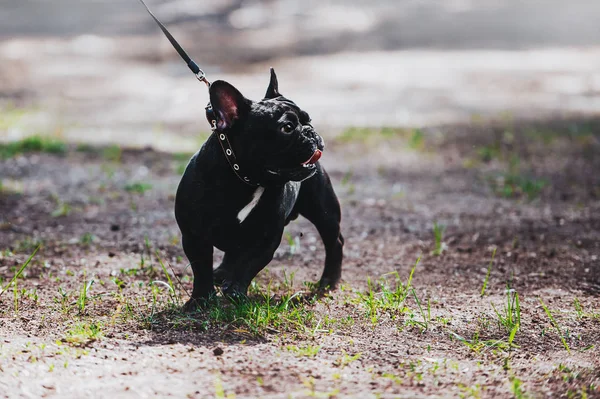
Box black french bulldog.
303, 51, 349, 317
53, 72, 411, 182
175, 68, 344, 309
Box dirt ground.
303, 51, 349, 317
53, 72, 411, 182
1, 116, 599, 398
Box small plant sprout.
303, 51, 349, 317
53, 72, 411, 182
77, 271, 94, 314
335, 350, 361, 368
80, 232, 95, 246
509, 375, 531, 399
51, 201, 71, 217
284, 232, 299, 256
491, 285, 521, 339
432, 222, 446, 256
408, 129, 425, 150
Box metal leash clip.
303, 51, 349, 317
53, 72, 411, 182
196, 70, 210, 87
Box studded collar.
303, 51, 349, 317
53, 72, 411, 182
210, 119, 260, 187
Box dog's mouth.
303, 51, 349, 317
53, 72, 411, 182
265, 149, 321, 181
301, 149, 322, 168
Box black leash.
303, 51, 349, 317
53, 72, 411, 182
137, 0, 259, 186
137, 0, 210, 87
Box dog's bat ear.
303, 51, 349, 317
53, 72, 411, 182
209, 80, 249, 130
264, 67, 280, 99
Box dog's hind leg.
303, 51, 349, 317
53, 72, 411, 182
295, 166, 344, 289
219, 244, 280, 297
181, 233, 215, 310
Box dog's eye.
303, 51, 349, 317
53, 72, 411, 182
280, 123, 295, 134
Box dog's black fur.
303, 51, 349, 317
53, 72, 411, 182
175, 69, 344, 308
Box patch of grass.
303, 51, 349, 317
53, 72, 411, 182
75, 143, 96, 153
124, 182, 152, 194
477, 143, 502, 162
0, 136, 67, 159
458, 383, 483, 398
492, 172, 547, 200
489, 156, 547, 200
51, 201, 72, 218
142, 277, 317, 337
337, 127, 377, 143
524, 128, 559, 145
449, 329, 515, 354
204, 288, 315, 336
64, 321, 103, 346
285, 344, 321, 358
173, 152, 193, 161
102, 144, 122, 162
80, 232, 96, 246
336, 127, 414, 144
408, 129, 425, 150
355, 258, 422, 326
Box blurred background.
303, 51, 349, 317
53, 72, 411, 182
1, 0, 600, 150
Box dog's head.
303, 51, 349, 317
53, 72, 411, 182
207, 68, 324, 184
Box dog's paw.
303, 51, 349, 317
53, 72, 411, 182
182, 298, 202, 313
182, 295, 214, 313
317, 276, 340, 291
221, 280, 248, 300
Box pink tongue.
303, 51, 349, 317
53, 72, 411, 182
302, 149, 322, 165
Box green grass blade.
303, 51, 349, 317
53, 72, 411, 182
410, 288, 429, 330
539, 298, 571, 354
406, 257, 420, 290
0, 245, 40, 299
508, 323, 519, 346
155, 250, 175, 292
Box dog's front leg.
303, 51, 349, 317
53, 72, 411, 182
181, 233, 215, 311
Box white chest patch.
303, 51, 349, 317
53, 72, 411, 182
237, 186, 265, 223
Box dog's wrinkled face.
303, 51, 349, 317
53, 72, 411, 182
208, 68, 324, 184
